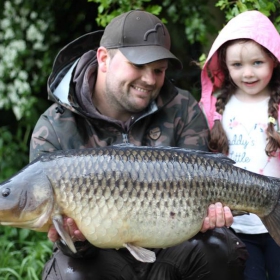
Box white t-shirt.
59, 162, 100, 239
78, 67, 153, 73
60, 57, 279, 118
222, 95, 280, 234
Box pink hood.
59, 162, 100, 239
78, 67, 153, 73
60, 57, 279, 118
199, 10, 280, 129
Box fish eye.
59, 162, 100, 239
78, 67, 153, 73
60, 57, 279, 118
2, 188, 10, 197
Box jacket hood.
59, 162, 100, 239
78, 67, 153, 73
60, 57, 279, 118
199, 10, 280, 129
46, 29, 179, 124
47, 30, 104, 111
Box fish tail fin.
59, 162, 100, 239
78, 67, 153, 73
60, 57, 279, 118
262, 199, 280, 246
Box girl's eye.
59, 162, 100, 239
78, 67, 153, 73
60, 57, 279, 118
232, 63, 241, 67
254, 61, 263, 66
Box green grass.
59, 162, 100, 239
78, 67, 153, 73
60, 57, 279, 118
0, 227, 52, 280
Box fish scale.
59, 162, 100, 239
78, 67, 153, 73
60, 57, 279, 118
0, 145, 280, 262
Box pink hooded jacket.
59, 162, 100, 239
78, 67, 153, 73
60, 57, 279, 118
199, 10, 280, 129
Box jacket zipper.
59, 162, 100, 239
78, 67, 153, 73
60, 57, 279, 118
122, 133, 129, 143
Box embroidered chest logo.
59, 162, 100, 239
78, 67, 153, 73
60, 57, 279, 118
149, 127, 161, 140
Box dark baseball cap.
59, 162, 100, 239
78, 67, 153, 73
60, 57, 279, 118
100, 10, 182, 69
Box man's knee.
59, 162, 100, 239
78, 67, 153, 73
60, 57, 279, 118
191, 227, 248, 279
42, 249, 99, 280
152, 227, 248, 280
42, 248, 138, 280
195, 227, 248, 264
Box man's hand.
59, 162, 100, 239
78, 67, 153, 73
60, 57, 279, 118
48, 216, 86, 243
200, 202, 233, 233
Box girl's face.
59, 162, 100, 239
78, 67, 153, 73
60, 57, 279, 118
225, 41, 275, 102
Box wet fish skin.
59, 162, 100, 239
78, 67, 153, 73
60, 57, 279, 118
0, 145, 280, 262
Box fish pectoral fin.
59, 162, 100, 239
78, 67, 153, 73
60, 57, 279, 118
52, 215, 77, 254
232, 210, 249, 217
123, 243, 156, 263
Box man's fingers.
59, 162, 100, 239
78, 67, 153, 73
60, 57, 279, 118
47, 217, 87, 243
223, 206, 233, 227
200, 217, 210, 233
66, 218, 86, 241
200, 203, 234, 233
48, 225, 59, 242
214, 202, 225, 227
207, 204, 217, 228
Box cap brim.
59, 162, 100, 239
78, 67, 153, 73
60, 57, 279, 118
119, 46, 182, 69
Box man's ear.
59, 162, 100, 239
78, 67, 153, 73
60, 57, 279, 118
96, 47, 109, 72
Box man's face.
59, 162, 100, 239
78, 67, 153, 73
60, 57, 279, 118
104, 50, 168, 115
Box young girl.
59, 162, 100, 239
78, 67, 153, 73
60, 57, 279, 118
200, 10, 280, 280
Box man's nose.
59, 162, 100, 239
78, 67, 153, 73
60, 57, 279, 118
141, 70, 156, 85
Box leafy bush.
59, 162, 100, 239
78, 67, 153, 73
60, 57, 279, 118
0, 228, 52, 279
0, 1, 57, 278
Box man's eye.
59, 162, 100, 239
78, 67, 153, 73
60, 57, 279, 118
133, 64, 144, 69
155, 69, 164, 74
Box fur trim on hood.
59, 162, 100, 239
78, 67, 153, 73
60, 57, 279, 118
199, 10, 280, 129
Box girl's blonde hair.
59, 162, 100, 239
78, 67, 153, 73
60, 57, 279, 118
208, 39, 280, 157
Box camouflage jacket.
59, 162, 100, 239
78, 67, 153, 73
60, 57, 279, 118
30, 82, 209, 161
30, 31, 209, 162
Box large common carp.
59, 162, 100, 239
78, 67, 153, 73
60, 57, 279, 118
0, 145, 280, 262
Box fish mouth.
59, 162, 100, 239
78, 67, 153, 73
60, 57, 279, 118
0, 188, 53, 230
0, 219, 45, 229
0, 204, 52, 230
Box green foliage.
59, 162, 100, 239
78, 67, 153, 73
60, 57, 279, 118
0, 227, 52, 279
88, 0, 217, 45
0, 0, 58, 120
0, 0, 58, 182
161, 0, 218, 45
216, 0, 280, 31
0, 123, 32, 181
0, 1, 57, 278
88, 0, 162, 27
0, 123, 52, 279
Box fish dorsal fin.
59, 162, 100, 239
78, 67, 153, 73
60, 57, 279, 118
52, 215, 77, 253
123, 243, 156, 263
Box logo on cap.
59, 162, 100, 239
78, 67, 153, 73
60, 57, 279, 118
144, 23, 165, 41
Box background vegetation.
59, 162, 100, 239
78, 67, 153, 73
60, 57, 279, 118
0, 0, 279, 278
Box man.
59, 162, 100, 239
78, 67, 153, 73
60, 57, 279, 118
30, 10, 248, 280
